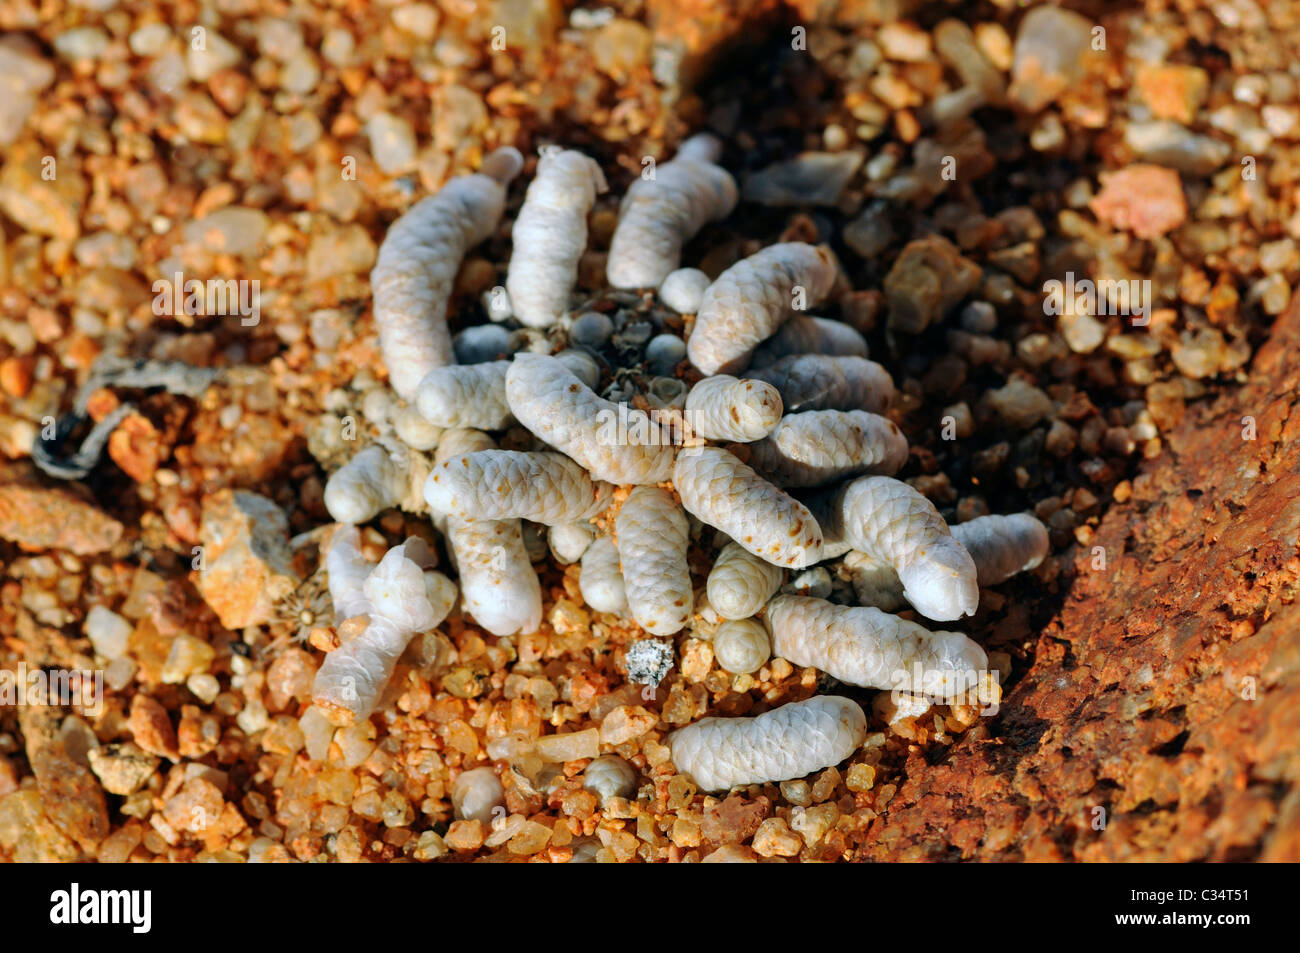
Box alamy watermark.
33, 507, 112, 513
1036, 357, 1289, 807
0, 662, 103, 717
152, 271, 260, 326
50, 883, 151, 933
1043, 271, 1151, 327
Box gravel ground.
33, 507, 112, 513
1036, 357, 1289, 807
0, 0, 1296, 862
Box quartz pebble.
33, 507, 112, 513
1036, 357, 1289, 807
1007, 5, 1093, 113
84, 606, 131, 660
742, 151, 865, 206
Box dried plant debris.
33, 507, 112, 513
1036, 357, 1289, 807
32, 357, 220, 480
1, 0, 1294, 866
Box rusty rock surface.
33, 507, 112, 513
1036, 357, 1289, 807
862, 299, 1300, 862
0, 462, 124, 555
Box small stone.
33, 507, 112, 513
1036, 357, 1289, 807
257, 17, 303, 60
934, 19, 1005, 103
127, 694, 178, 761
670, 817, 701, 847
843, 201, 895, 259
0, 141, 87, 240
260, 716, 304, 755
87, 744, 159, 796
182, 206, 270, 257
335, 720, 375, 768
625, 638, 674, 685
366, 112, 418, 176
1123, 121, 1232, 176
307, 223, 377, 280
393, 3, 441, 39
877, 22, 932, 62
1257, 240, 1298, 275
0, 469, 123, 555
194, 490, 299, 630
381, 790, 414, 828
187, 32, 241, 82
0, 356, 30, 398
988, 242, 1039, 284
186, 673, 220, 704
645, 334, 687, 375
299, 706, 334, 762
960, 301, 997, 333
265, 648, 316, 710
1045, 420, 1078, 457
321, 28, 355, 67
444, 819, 486, 851
161, 777, 224, 835
104, 657, 137, 692
701, 843, 757, 863
1252, 274, 1291, 316
1170, 327, 1230, 379
161, 634, 216, 684
591, 19, 652, 81
1090, 164, 1186, 239
677, 638, 714, 683
1007, 5, 1093, 113
0, 44, 54, 146
74, 231, 138, 269
986, 377, 1055, 429
751, 817, 802, 857
53, 27, 109, 61
701, 793, 769, 844
129, 23, 172, 57
790, 803, 839, 847
884, 236, 982, 333
107, 412, 165, 484
0, 789, 80, 862
845, 763, 876, 792
1262, 105, 1300, 140
847, 40, 882, 78
1136, 65, 1209, 124
430, 84, 488, 153
412, 830, 448, 860
1060, 311, 1107, 353
84, 605, 131, 659
534, 728, 599, 763
455, 324, 514, 363
569, 312, 614, 348
743, 151, 865, 206
599, 705, 657, 745
781, 779, 813, 807
507, 820, 553, 855
1029, 113, 1066, 152
280, 49, 321, 96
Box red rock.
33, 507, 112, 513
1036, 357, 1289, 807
858, 298, 1300, 861
107, 411, 166, 483
1090, 164, 1187, 240
701, 793, 770, 844
128, 694, 180, 761
0, 357, 32, 398
0, 464, 124, 555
